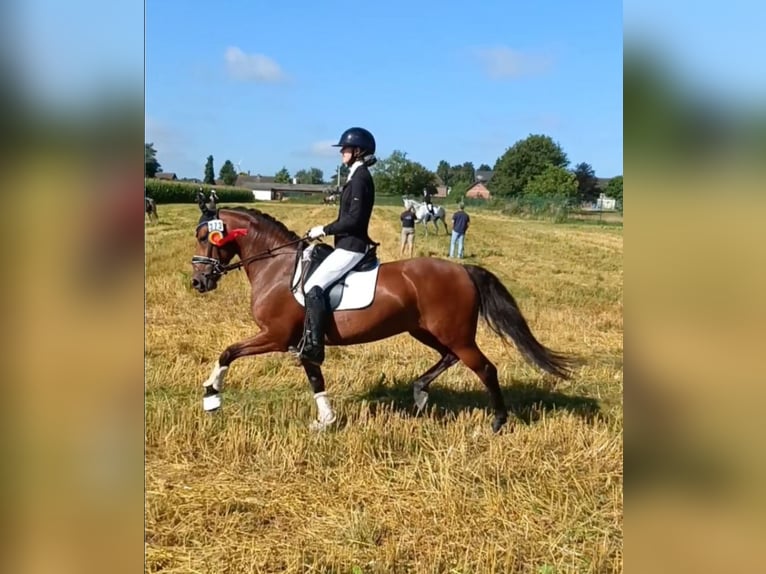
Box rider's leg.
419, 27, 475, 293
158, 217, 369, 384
300, 248, 365, 365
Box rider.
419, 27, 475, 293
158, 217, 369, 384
301, 127, 377, 365
423, 187, 436, 216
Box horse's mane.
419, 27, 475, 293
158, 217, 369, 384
223, 206, 305, 244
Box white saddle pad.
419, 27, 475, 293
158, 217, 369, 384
291, 251, 380, 311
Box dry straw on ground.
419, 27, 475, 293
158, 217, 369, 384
146, 204, 623, 573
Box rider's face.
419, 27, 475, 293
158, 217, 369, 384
340, 146, 354, 165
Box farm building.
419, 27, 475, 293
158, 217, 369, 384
464, 171, 494, 200
595, 192, 617, 210
246, 181, 331, 201
155, 172, 178, 181
465, 182, 491, 200
236, 174, 276, 187
432, 174, 449, 198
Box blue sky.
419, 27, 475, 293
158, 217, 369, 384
146, 0, 624, 180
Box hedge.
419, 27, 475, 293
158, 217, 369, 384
145, 179, 254, 204
500, 194, 573, 223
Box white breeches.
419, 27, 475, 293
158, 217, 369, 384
304, 247, 365, 292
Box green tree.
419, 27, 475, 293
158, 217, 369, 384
219, 160, 238, 186
274, 166, 291, 183
327, 164, 350, 187
436, 160, 451, 188
204, 155, 215, 184
491, 134, 569, 197
523, 165, 578, 199
477, 163, 492, 171
457, 161, 475, 184
294, 167, 324, 184
573, 162, 599, 203
605, 175, 623, 203
145, 143, 161, 178
372, 150, 435, 196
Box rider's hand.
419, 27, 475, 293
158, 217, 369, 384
307, 225, 326, 239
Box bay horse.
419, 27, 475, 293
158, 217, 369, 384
190, 207, 574, 432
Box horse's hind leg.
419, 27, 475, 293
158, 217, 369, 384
409, 331, 459, 412
452, 343, 508, 433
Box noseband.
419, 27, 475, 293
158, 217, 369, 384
192, 228, 307, 282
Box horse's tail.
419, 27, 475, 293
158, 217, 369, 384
464, 265, 575, 380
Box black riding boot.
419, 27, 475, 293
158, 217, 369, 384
300, 286, 329, 365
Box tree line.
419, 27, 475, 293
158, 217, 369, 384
146, 133, 623, 205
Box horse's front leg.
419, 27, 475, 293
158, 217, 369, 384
202, 331, 288, 412
302, 361, 337, 431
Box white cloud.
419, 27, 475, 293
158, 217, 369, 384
475, 46, 552, 80
309, 140, 338, 158
224, 46, 287, 83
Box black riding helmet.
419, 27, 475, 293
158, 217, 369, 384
332, 127, 376, 155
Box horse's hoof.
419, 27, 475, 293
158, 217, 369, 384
413, 389, 429, 413
491, 415, 508, 434
309, 415, 337, 432
203, 393, 221, 412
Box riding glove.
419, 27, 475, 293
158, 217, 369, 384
308, 225, 326, 239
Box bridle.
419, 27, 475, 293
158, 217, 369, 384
191, 223, 307, 282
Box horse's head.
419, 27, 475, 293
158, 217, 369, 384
191, 211, 248, 293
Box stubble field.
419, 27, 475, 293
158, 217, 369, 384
145, 202, 623, 573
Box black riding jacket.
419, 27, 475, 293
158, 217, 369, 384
324, 164, 375, 253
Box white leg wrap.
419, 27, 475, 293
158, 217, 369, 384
310, 391, 336, 431
202, 363, 228, 412
203, 363, 228, 392
203, 393, 222, 412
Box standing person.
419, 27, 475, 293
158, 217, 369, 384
301, 127, 378, 366
449, 203, 470, 258
399, 205, 416, 258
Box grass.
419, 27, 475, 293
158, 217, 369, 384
145, 203, 623, 573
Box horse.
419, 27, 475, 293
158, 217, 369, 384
190, 207, 575, 433
323, 192, 338, 205
145, 197, 158, 223
197, 190, 217, 219
403, 198, 449, 235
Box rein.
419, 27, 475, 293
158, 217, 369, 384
192, 236, 307, 278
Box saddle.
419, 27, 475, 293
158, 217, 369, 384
291, 243, 380, 311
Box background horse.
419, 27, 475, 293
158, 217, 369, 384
403, 198, 449, 235
323, 192, 338, 205
191, 207, 574, 433
145, 197, 158, 223
197, 190, 217, 219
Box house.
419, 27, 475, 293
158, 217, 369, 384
432, 175, 449, 198
475, 170, 494, 183
246, 181, 331, 201
465, 181, 492, 200
595, 192, 617, 210
464, 170, 493, 200
236, 174, 276, 187
155, 172, 177, 181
